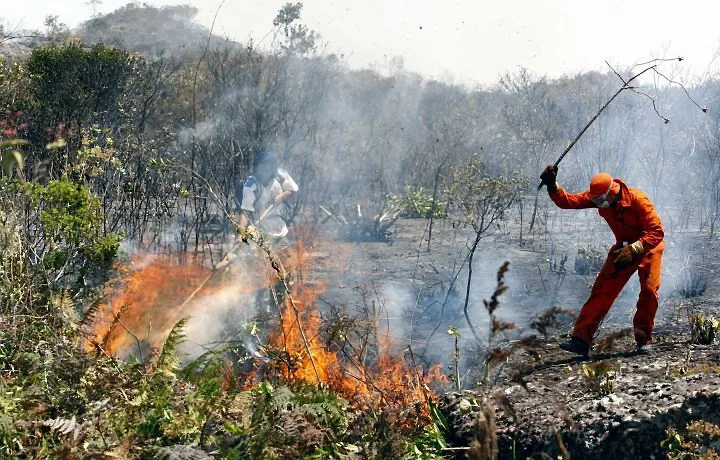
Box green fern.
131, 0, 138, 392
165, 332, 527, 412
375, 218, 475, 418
222, 383, 353, 458
80, 298, 102, 327
289, 383, 348, 432
157, 317, 189, 374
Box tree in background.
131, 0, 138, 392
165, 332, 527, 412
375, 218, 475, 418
445, 155, 525, 342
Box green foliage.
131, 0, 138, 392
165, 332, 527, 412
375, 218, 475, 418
444, 155, 525, 234
26, 42, 135, 129
406, 400, 449, 459
581, 361, 619, 395
28, 177, 121, 277
662, 420, 720, 459
218, 381, 353, 459
690, 314, 719, 345
0, 60, 33, 114
0, 206, 26, 309
157, 318, 189, 375
273, 2, 318, 54
387, 186, 448, 219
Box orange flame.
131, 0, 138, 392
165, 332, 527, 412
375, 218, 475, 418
87, 257, 212, 356
87, 232, 447, 415
264, 238, 448, 413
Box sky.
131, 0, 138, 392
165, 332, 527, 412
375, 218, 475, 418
3, 0, 720, 86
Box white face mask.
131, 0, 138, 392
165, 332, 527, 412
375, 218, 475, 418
594, 199, 611, 208
591, 180, 614, 208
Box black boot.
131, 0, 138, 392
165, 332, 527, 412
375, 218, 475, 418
559, 336, 590, 357
636, 342, 652, 354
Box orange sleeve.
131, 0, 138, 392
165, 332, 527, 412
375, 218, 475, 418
548, 186, 594, 209
634, 193, 664, 250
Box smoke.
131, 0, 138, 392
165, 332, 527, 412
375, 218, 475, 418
368, 237, 544, 367
78, 3, 720, 373
179, 279, 261, 362
177, 119, 220, 145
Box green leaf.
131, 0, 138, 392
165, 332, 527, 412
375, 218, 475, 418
2, 150, 24, 175
46, 138, 67, 150
0, 139, 29, 147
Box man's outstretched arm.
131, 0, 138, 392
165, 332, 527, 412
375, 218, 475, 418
541, 165, 594, 209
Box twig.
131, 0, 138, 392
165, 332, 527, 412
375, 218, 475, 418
631, 56, 683, 70
192, 0, 226, 127
606, 61, 670, 123
605, 60, 627, 85
629, 88, 669, 123
463, 233, 483, 344
420, 242, 474, 360
540, 62, 658, 186
115, 315, 145, 363
651, 68, 708, 113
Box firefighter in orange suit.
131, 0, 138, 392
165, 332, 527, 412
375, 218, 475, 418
540, 165, 665, 356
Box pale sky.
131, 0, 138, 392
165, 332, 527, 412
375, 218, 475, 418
4, 0, 720, 86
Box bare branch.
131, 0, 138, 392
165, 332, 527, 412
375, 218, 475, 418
605, 60, 627, 85
651, 67, 708, 113
631, 56, 683, 70
629, 88, 670, 123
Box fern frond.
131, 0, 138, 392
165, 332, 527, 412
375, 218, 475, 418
44, 416, 82, 443
80, 299, 102, 327
269, 386, 294, 413
296, 402, 346, 429
157, 317, 189, 374
51, 289, 77, 324
180, 344, 241, 382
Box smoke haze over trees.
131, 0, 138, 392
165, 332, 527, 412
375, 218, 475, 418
3, 3, 718, 240
1, 2, 720, 458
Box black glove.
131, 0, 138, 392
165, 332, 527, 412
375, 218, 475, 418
540, 165, 558, 192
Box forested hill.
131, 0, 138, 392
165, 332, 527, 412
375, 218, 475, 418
78, 4, 222, 58
1, 4, 217, 60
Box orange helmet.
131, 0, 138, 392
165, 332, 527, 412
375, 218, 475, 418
589, 173, 620, 199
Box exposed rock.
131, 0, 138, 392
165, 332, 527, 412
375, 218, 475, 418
440, 335, 720, 458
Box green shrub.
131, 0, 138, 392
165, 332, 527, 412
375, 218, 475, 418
386, 186, 447, 219
28, 177, 121, 282
690, 314, 719, 345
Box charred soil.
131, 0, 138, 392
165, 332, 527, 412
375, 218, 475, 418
312, 212, 720, 458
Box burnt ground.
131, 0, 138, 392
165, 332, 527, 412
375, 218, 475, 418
488, 338, 720, 459
301, 202, 720, 458
312, 205, 719, 363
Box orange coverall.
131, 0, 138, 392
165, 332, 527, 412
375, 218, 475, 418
549, 178, 665, 345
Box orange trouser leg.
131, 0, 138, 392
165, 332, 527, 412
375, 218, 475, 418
633, 242, 664, 345
572, 248, 636, 344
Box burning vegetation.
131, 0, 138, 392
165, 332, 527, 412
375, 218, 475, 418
80, 233, 451, 457
2, 2, 720, 459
